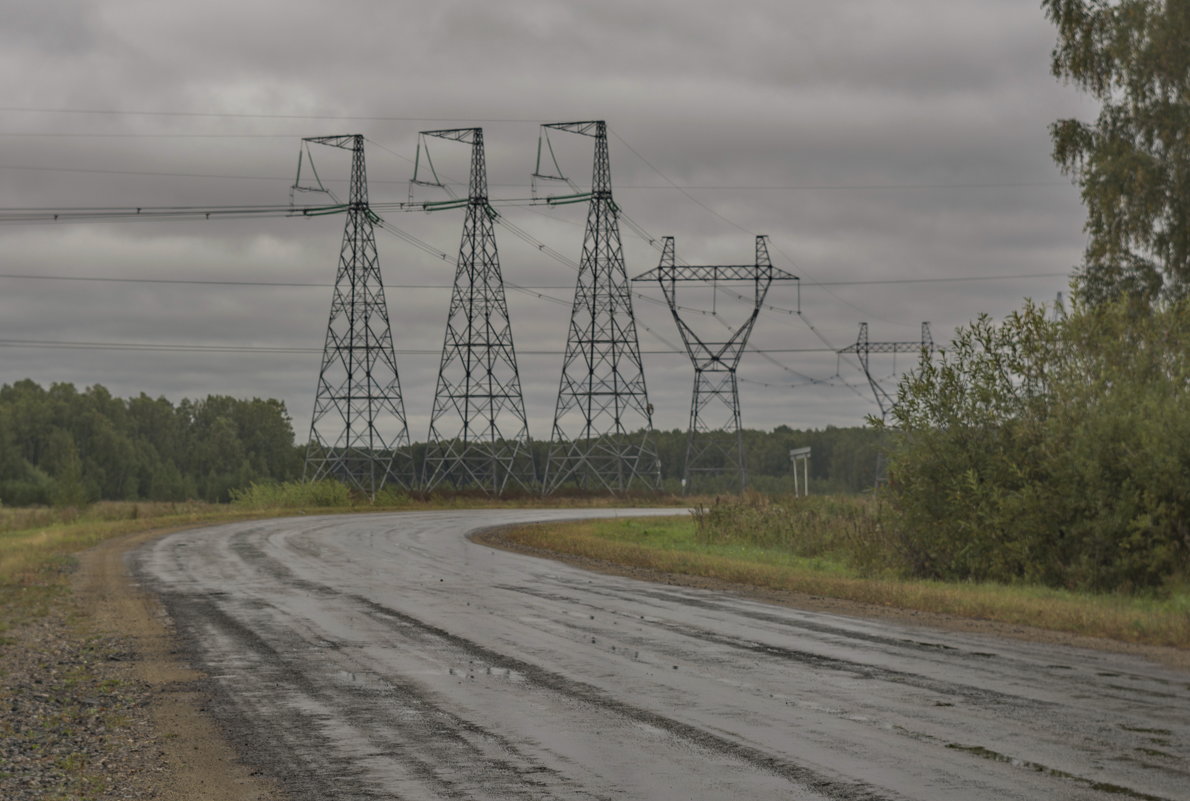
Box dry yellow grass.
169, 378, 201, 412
502, 518, 1190, 649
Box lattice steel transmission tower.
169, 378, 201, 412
536, 121, 658, 494
634, 236, 796, 493
302, 134, 414, 495
419, 128, 535, 494
839, 321, 933, 421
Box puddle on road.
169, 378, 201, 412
445, 665, 525, 683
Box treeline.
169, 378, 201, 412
647, 426, 884, 493
418, 426, 886, 495
0, 379, 886, 506
0, 380, 302, 505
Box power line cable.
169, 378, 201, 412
0, 107, 543, 123
0, 273, 579, 289
0, 336, 824, 356
0, 161, 1070, 191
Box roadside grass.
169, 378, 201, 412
499, 514, 1190, 649
0, 502, 248, 632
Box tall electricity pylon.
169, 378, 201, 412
303, 134, 414, 495
634, 236, 796, 493
537, 121, 658, 494
839, 321, 933, 421
419, 128, 535, 494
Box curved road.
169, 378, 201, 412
132, 511, 1189, 800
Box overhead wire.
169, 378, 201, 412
1, 118, 1052, 416
0, 337, 828, 357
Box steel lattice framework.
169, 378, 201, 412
634, 236, 796, 492
303, 134, 414, 495
839, 321, 933, 421
420, 128, 535, 494
538, 121, 659, 494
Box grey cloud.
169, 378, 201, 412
0, 0, 1087, 433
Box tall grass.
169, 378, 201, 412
229, 480, 359, 509
0, 500, 214, 536
693, 493, 898, 577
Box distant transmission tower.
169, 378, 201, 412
839, 322, 933, 487
634, 236, 796, 493
535, 121, 658, 494
839, 321, 933, 421
301, 134, 414, 495
418, 128, 535, 494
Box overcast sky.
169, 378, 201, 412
0, 0, 1095, 442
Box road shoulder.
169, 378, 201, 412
71, 525, 284, 801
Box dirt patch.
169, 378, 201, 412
67, 526, 283, 801
472, 525, 1190, 674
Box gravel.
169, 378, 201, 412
0, 606, 167, 800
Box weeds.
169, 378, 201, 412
229, 480, 355, 509
692, 493, 898, 577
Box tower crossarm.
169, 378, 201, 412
301, 135, 362, 151
541, 120, 605, 138
633, 264, 797, 282
419, 127, 483, 145
839, 340, 925, 355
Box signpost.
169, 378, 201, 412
789, 446, 811, 497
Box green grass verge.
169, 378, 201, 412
0, 502, 278, 632
501, 515, 1190, 649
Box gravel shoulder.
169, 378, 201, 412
0, 525, 283, 801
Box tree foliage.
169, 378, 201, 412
0, 381, 303, 505
1044, 0, 1190, 303
882, 298, 1190, 592
535, 426, 887, 494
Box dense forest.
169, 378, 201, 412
0, 380, 883, 506
0, 380, 302, 505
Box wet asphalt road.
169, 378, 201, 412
132, 510, 1189, 800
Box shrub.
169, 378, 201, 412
692, 493, 897, 577
882, 298, 1190, 593
229, 479, 353, 510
